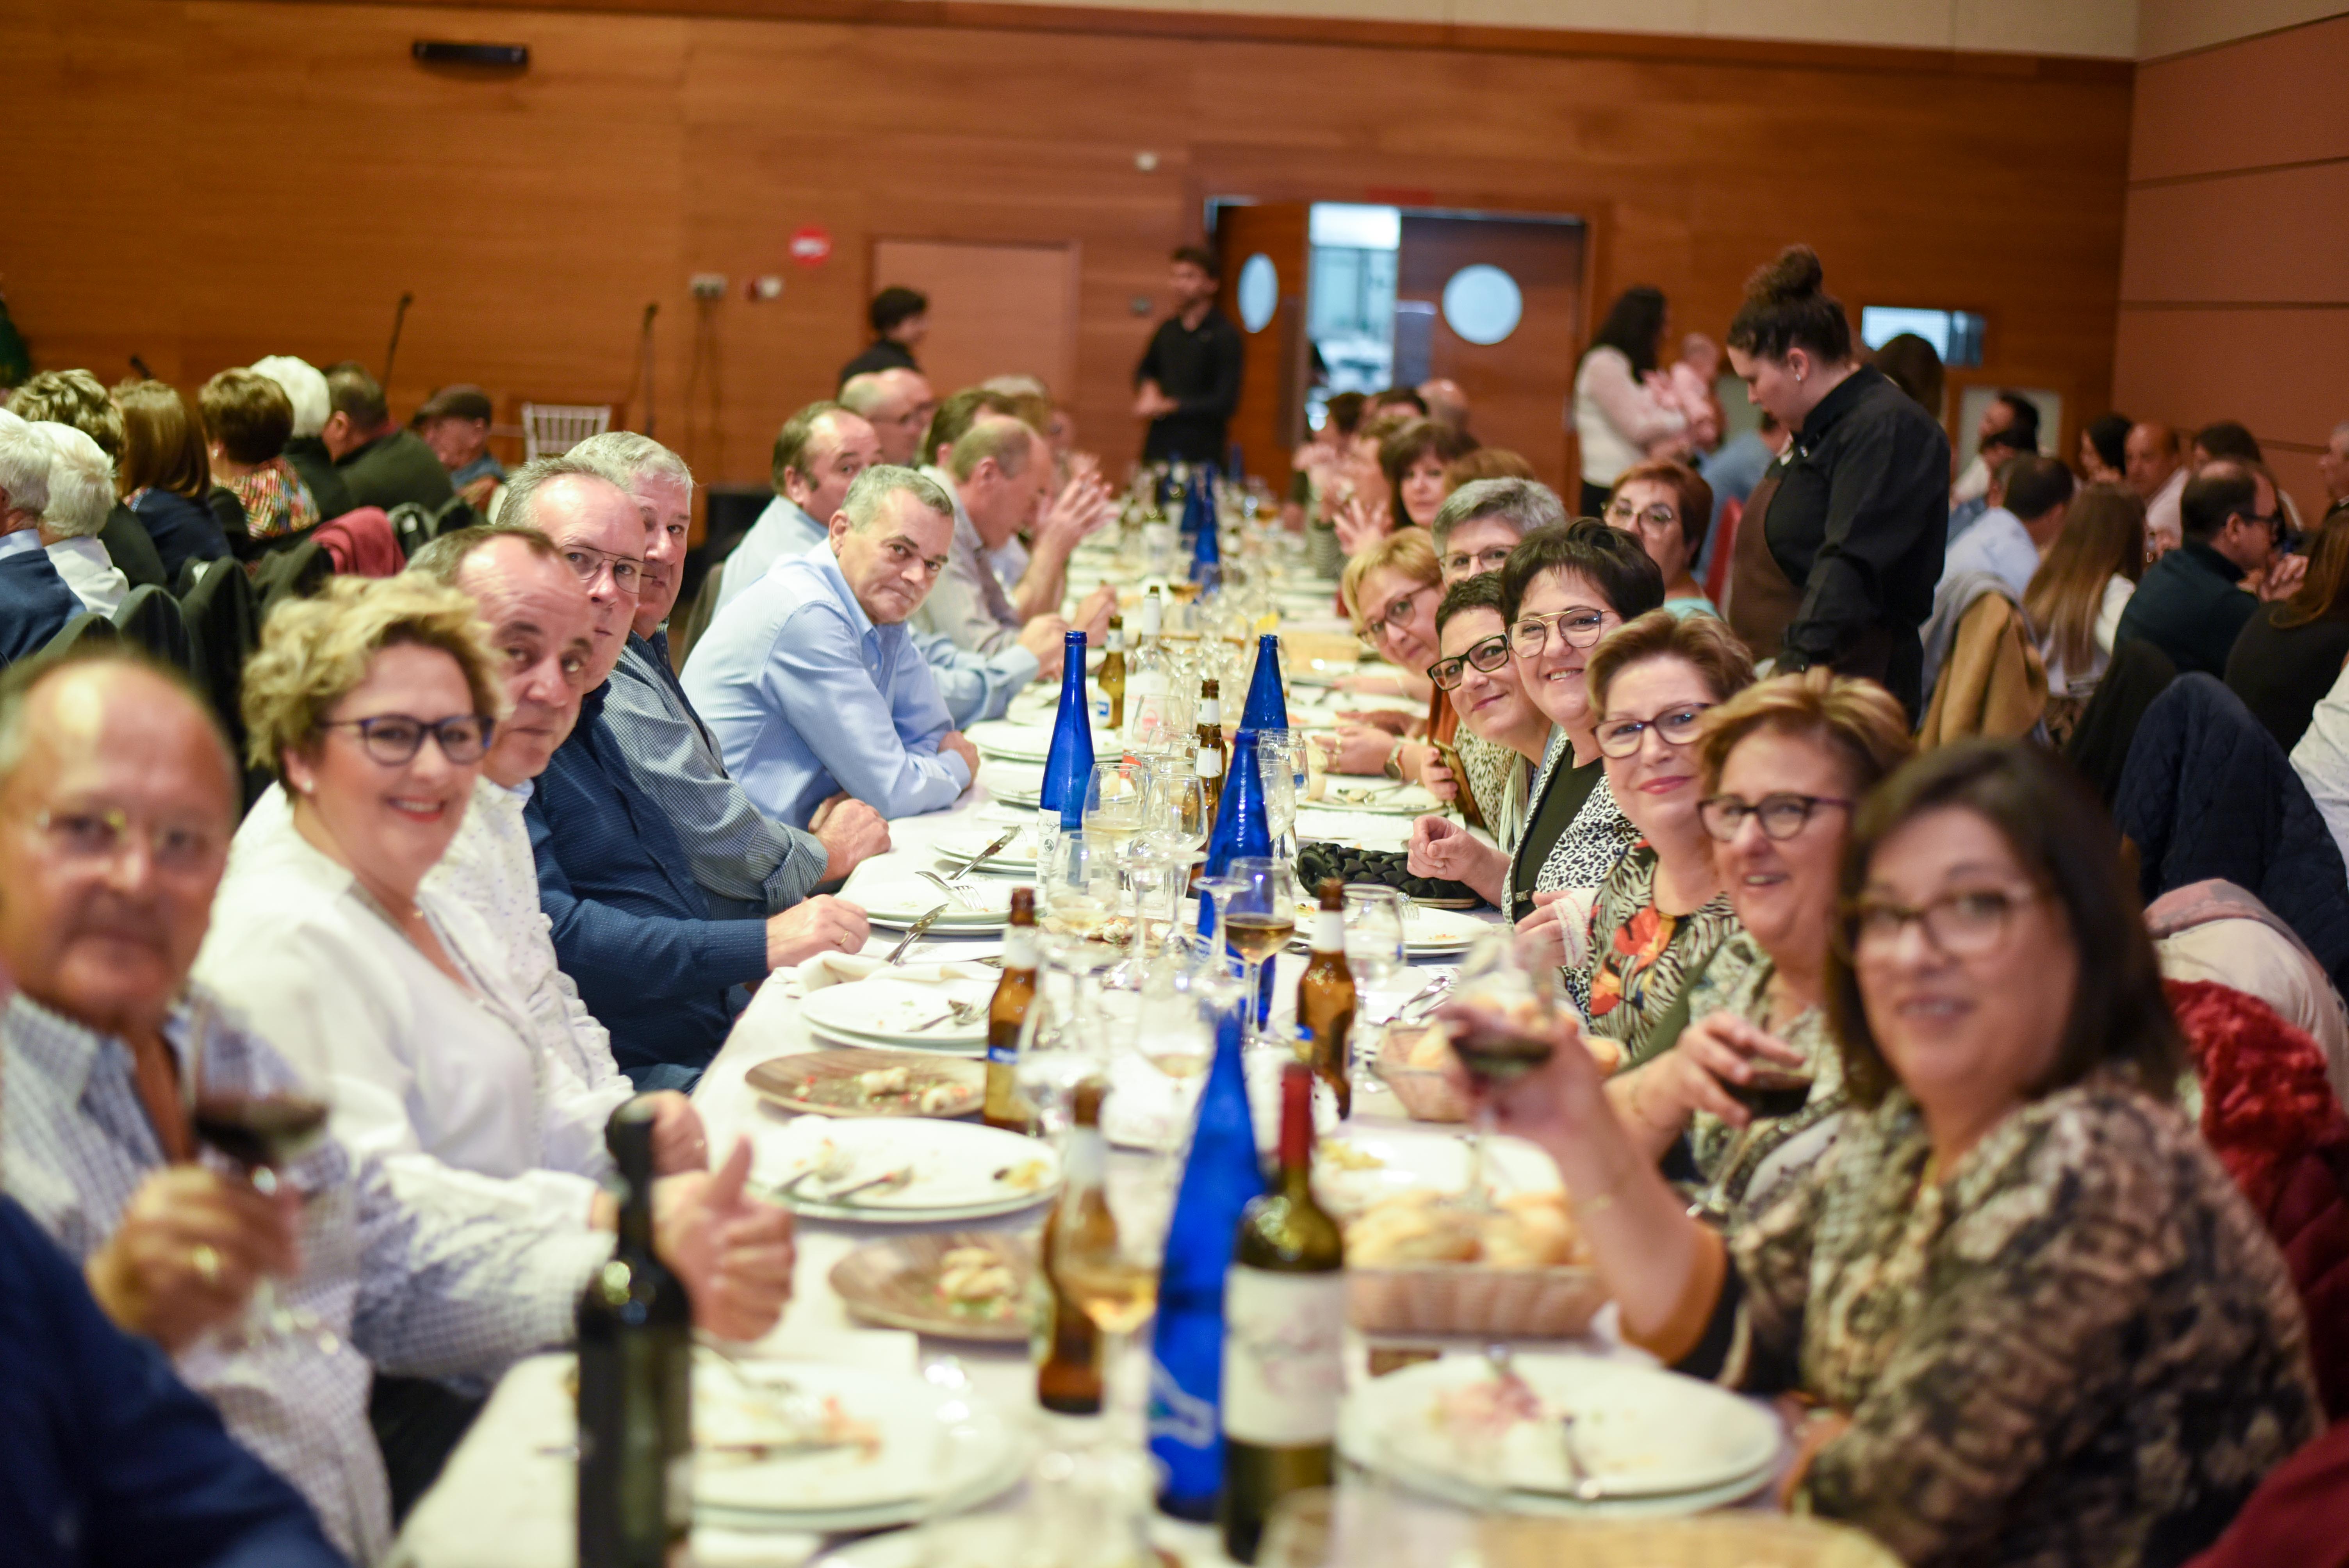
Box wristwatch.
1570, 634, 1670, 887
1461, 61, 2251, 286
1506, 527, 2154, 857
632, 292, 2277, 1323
1381, 737, 1406, 782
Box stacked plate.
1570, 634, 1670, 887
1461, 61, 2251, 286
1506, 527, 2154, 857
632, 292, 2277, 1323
800, 977, 995, 1054
839, 869, 1017, 932
1340, 1352, 1782, 1518
978, 759, 1047, 809
752, 1116, 1060, 1223
932, 823, 1039, 876
966, 718, 1115, 764
695, 1360, 1029, 1534
1315, 780, 1446, 815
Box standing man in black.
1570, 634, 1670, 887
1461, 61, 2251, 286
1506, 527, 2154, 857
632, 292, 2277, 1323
1133, 246, 1243, 468
838, 286, 929, 387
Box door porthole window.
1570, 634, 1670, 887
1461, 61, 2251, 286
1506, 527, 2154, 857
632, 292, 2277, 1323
1441, 264, 1522, 346
1237, 253, 1279, 333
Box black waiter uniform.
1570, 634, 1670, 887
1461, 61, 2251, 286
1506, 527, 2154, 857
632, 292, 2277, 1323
1135, 308, 1244, 466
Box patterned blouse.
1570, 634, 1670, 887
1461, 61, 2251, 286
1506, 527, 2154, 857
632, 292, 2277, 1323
1695, 1077, 2319, 1568
1577, 841, 1741, 1067
1680, 932, 1847, 1224
219, 456, 319, 540
1456, 729, 1529, 852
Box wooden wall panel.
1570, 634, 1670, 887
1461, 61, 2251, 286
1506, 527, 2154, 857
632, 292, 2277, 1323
4, 0, 2131, 529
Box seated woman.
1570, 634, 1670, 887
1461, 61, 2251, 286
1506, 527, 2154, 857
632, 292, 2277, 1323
2228, 506, 2349, 752
111, 379, 235, 582
1601, 669, 1913, 1221
1496, 523, 1664, 1017
1463, 741, 2319, 1567
195, 577, 712, 1229
1573, 611, 1754, 1065
1406, 573, 1555, 907
200, 368, 321, 546
1379, 416, 1478, 535
1323, 530, 1442, 778
1605, 459, 1717, 618
2025, 480, 2145, 745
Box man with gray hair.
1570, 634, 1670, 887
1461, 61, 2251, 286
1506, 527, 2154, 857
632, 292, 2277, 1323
1430, 476, 1567, 583
0, 411, 77, 664
6, 368, 169, 588
839, 367, 935, 468
32, 421, 129, 616
250, 355, 356, 520
686, 465, 980, 825
571, 429, 889, 914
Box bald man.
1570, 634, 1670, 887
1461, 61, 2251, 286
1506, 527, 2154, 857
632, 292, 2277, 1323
2127, 421, 2187, 555
839, 367, 936, 469
1418, 378, 1469, 431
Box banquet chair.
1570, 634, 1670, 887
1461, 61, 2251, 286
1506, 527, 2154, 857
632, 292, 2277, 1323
110, 584, 193, 673
37, 611, 119, 659
521, 403, 611, 461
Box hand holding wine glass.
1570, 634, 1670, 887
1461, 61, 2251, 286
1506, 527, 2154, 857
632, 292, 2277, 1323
83, 1164, 301, 1352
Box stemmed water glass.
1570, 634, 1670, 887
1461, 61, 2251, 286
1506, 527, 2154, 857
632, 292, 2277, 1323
1222, 856, 1297, 1053
1442, 929, 1561, 1208
1039, 829, 1118, 943
1016, 933, 1119, 1141
1341, 884, 1409, 1105
1138, 762, 1209, 961
1082, 760, 1151, 962
1254, 729, 1300, 860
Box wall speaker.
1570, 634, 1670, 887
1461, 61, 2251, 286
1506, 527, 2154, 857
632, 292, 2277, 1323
412, 41, 529, 68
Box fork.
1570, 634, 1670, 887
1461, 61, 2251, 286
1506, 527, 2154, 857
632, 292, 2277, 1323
907, 999, 982, 1033
886, 904, 949, 964
917, 869, 982, 912
945, 826, 1019, 878
823, 1166, 913, 1204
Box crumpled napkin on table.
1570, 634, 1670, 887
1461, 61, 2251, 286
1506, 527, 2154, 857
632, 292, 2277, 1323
792, 951, 998, 993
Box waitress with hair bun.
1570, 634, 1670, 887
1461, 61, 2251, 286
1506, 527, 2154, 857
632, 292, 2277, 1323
1724, 247, 1950, 720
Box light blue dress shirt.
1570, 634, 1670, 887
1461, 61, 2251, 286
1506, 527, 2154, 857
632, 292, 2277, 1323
1938, 506, 2039, 600
715, 494, 823, 613
684, 541, 973, 826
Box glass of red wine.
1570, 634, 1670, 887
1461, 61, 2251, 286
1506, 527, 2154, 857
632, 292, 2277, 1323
1443, 930, 1563, 1208
188, 1012, 337, 1351
1685, 1061, 1815, 1225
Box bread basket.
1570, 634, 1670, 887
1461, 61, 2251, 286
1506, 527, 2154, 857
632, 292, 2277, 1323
1347, 1261, 1607, 1338
1374, 1024, 1469, 1122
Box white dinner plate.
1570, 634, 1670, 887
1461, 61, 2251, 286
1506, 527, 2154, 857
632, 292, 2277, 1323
752, 1116, 1060, 1221
1312, 1126, 1562, 1219
1292, 807, 1415, 850
1344, 1353, 1781, 1508
1394, 903, 1490, 954
1314, 780, 1446, 815
979, 760, 1046, 808
932, 824, 1042, 873
800, 975, 996, 1050
694, 1360, 1027, 1525
966, 718, 1116, 764
840, 869, 1018, 929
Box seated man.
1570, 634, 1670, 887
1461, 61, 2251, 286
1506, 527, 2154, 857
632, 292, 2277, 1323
1940, 453, 2074, 600
716, 401, 882, 613
917, 415, 1111, 659
413, 384, 505, 517
0, 650, 791, 1564
2117, 461, 2296, 677
685, 465, 980, 827
839, 367, 935, 469
571, 431, 888, 917
0, 412, 77, 665
319, 362, 458, 516
0, 1189, 346, 1568
515, 458, 868, 1088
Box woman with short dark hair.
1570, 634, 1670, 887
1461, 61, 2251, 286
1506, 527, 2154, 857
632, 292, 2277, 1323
1458, 740, 2318, 1566
112, 379, 237, 580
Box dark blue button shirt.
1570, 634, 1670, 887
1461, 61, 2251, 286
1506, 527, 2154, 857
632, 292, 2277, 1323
0, 1195, 346, 1568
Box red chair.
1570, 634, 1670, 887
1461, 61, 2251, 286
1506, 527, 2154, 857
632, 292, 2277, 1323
1704, 497, 1741, 611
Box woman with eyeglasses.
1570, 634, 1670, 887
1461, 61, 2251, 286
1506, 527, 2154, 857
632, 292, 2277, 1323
1323, 530, 1446, 780
1453, 741, 2318, 1567
1597, 669, 1912, 1222
1605, 459, 1718, 618
1406, 574, 1554, 905
197, 577, 727, 1230
1573, 611, 1755, 1065
1496, 521, 1662, 1006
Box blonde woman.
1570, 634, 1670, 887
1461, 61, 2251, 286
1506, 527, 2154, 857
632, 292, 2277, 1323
1322, 529, 1444, 779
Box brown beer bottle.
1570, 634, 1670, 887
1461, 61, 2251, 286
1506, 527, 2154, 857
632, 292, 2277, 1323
985, 889, 1039, 1133
1035, 1080, 1109, 1415
1195, 678, 1228, 781
1296, 879, 1358, 1119
1097, 614, 1127, 731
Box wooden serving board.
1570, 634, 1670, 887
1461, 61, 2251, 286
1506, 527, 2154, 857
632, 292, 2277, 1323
744, 1048, 984, 1119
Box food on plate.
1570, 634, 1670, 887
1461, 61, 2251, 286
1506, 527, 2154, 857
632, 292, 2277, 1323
854, 1066, 912, 1098
936, 1244, 1021, 1320
1344, 1190, 1587, 1270
1319, 1138, 1387, 1173
993, 1158, 1053, 1192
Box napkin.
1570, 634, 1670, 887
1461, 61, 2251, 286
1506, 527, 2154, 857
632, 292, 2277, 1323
794, 951, 998, 992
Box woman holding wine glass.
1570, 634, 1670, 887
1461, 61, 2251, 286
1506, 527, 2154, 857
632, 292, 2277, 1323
1598, 669, 1912, 1223
1572, 610, 1754, 1067
194, 581, 772, 1307
1494, 521, 1663, 1005
1453, 742, 2318, 1567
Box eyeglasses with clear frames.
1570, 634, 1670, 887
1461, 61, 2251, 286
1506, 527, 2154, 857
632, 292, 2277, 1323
1606, 499, 1679, 532
27, 807, 226, 875
1367, 586, 1426, 641
560, 542, 643, 595
1428, 633, 1512, 691
320, 714, 496, 766
1509, 607, 1615, 657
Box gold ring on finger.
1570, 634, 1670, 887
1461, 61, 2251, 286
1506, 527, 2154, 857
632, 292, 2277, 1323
191, 1242, 222, 1286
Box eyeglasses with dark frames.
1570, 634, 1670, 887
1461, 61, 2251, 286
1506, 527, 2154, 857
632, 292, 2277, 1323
1440, 545, 1515, 578
321, 714, 496, 766
1428, 633, 1513, 691
1594, 702, 1711, 758
1838, 885, 2043, 962
1509, 607, 1615, 657
1697, 792, 1854, 843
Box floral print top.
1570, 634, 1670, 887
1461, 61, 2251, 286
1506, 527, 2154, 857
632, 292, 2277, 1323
1577, 841, 1740, 1066
220, 457, 319, 540
1692, 1076, 2319, 1568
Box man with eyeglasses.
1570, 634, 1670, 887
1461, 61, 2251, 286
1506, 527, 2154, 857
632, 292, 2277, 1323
2116, 461, 2306, 679
1431, 477, 1566, 585
519, 460, 871, 1090
685, 466, 980, 828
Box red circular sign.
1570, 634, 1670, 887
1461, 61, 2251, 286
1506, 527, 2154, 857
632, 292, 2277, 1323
789, 226, 832, 267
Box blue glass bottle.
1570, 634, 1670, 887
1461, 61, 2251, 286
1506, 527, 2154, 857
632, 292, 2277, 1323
1038, 630, 1095, 829
1189, 481, 1221, 586
1148, 999, 1262, 1521
1238, 633, 1288, 734
1197, 729, 1277, 1025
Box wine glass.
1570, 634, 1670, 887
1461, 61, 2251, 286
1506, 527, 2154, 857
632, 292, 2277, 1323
1255, 731, 1300, 860
1083, 760, 1151, 960
1038, 829, 1117, 944
1443, 929, 1561, 1208
1340, 884, 1409, 1106
185, 996, 337, 1350
1050, 1151, 1176, 1447
1223, 856, 1298, 1054
1018, 934, 1118, 1141
1139, 762, 1208, 961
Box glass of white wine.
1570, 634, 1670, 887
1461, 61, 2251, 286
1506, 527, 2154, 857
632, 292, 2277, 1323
1039, 829, 1117, 944
1050, 1151, 1177, 1447
1223, 856, 1297, 1055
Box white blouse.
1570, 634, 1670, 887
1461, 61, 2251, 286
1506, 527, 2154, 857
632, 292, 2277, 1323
2039, 574, 2136, 697
1572, 345, 1686, 488
196, 786, 618, 1229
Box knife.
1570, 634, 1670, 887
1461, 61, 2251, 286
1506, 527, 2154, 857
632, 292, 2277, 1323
947, 825, 1020, 877
886, 903, 949, 964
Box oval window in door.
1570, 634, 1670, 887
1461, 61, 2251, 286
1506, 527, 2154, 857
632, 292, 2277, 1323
1237, 253, 1279, 333
1442, 264, 1523, 346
